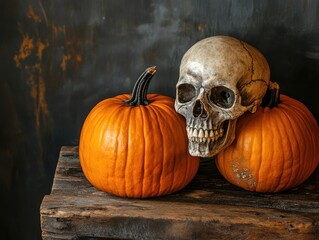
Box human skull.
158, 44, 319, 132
175, 36, 270, 157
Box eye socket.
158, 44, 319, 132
177, 83, 196, 103
210, 86, 235, 108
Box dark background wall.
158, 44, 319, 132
1, 0, 318, 239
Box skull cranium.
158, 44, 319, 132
175, 36, 270, 157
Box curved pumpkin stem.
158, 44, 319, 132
261, 81, 280, 108
125, 66, 157, 106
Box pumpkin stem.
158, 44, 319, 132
125, 66, 157, 106
261, 81, 280, 108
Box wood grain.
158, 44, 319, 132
40, 146, 319, 239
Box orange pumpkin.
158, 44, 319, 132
79, 67, 200, 198
216, 94, 319, 192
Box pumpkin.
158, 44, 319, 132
216, 91, 319, 193
79, 67, 200, 198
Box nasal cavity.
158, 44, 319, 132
193, 100, 207, 118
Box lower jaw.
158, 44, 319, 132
187, 120, 233, 157
188, 126, 229, 157
188, 140, 222, 158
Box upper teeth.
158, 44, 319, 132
186, 127, 224, 143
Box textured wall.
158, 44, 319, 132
1, 1, 319, 239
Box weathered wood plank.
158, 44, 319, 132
40, 146, 319, 239
41, 194, 317, 240
53, 146, 319, 213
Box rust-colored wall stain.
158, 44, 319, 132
27, 73, 48, 127
60, 38, 83, 73
14, 5, 50, 128
14, 34, 49, 127
13, 34, 34, 67
60, 54, 71, 72
14, 3, 85, 127
50, 24, 83, 74
37, 39, 48, 60
13, 35, 49, 67
27, 4, 41, 23
60, 52, 82, 72
50, 24, 66, 42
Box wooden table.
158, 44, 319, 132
40, 146, 319, 239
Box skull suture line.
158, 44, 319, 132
175, 36, 271, 157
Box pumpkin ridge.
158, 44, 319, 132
281, 101, 318, 183
267, 108, 278, 191
287, 97, 319, 139
227, 139, 237, 187
161, 103, 190, 194
160, 107, 176, 193
256, 108, 272, 191
257, 108, 266, 191
113, 106, 130, 195
300, 108, 319, 176
136, 107, 146, 197
162, 108, 178, 195
277, 103, 306, 191
124, 107, 136, 197
89, 103, 112, 189
151, 100, 174, 112
90, 103, 111, 153
215, 149, 225, 183
160, 105, 181, 190
141, 105, 161, 198
282, 101, 314, 188
154, 106, 169, 196
85, 107, 103, 183
122, 107, 131, 198
235, 114, 248, 189
281, 103, 307, 182
113, 104, 132, 195
138, 106, 145, 198
290, 104, 316, 184
284, 95, 318, 126
171, 104, 198, 190
168, 105, 190, 191
147, 105, 166, 196
274, 106, 296, 192
112, 108, 120, 194
247, 114, 258, 189
96, 103, 122, 193
148, 105, 165, 196
146, 106, 160, 197
105, 104, 124, 195
248, 109, 263, 191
